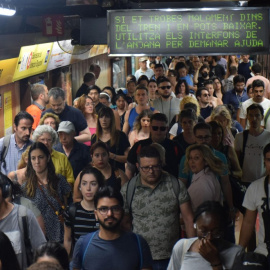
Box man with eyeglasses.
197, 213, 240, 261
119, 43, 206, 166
72, 186, 152, 270
126, 113, 183, 180
153, 77, 180, 124
121, 145, 195, 270
179, 123, 235, 242
196, 87, 213, 120
222, 75, 249, 119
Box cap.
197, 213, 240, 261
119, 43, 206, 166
57, 121, 75, 134
139, 57, 148, 62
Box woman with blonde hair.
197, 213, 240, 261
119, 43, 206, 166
8, 145, 31, 185
211, 105, 237, 146
184, 144, 224, 211
128, 109, 153, 147
75, 94, 97, 147
39, 112, 61, 131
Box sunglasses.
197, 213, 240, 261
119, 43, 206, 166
202, 94, 210, 97
151, 126, 167, 131
159, 86, 171, 90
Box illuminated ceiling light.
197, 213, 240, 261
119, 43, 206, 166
0, 4, 16, 16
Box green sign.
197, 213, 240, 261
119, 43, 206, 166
108, 8, 270, 55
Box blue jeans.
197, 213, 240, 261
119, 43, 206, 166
152, 259, 170, 270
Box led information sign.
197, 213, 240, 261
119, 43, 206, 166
108, 8, 270, 55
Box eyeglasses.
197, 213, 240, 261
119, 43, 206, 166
195, 135, 212, 141
159, 86, 171, 90
97, 205, 122, 215
139, 165, 161, 172
85, 102, 95, 107
39, 138, 52, 143
197, 228, 222, 239
202, 94, 210, 97
152, 126, 167, 131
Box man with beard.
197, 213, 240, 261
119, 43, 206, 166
72, 186, 152, 270
153, 77, 180, 124
207, 56, 225, 80
239, 79, 270, 129
222, 75, 249, 119
0, 111, 33, 175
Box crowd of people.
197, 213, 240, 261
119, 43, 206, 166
0, 54, 270, 270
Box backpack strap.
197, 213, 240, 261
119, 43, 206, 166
67, 202, 79, 244
264, 108, 270, 127
239, 130, 249, 168
81, 231, 98, 268
135, 234, 143, 269
0, 134, 11, 169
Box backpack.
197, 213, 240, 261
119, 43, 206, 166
80, 231, 143, 269
0, 134, 11, 170
232, 251, 268, 269
17, 204, 33, 267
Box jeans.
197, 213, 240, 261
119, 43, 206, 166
152, 259, 170, 270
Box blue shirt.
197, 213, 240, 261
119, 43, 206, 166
41, 104, 88, 135
0, 134, 32, 175
222, 89, 249, 113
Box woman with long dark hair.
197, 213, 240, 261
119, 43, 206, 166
22, 142, 71, 242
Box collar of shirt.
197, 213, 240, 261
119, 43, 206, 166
33, 100, 45, 111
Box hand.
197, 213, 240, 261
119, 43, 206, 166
198, 238, 221, 266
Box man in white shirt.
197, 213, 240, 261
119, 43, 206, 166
135, 57, 154, 80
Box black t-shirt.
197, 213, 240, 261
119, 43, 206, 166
200, 106, 213, 119
210, 64, 225, 80
173, 133, 195, 153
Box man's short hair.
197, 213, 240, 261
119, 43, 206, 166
88, 85, 101, 94
135, 84, 148, 93
199, 64, 210, 73
154, 63, 163, 70
196, 87, 208, 99
127, 80, 136, 87
193, 122, 212, 135
247, 103, 264, 116
14, 111, 34, 127
251, 63, 262, 74
48, 87, 65, 100
175, 62, 187, 71
157, 76, 170, 86
94, 186, 124, 209
137, 145, 161, 164
229, 65, 237, 75
233, 74, 245, 85
150, 113, 168, 124
179, 108, 198, 123
83, 72, 95, 83
30, 84, 46, 101
252, 79, 265, 89
137, 75, 149, 85
212, 56, 218, 62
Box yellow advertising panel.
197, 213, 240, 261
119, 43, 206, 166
0, 58, 18, 86
4, 91, 12, 135
13, 43, 53, 81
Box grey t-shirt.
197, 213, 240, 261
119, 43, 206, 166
0, 204, 46, 269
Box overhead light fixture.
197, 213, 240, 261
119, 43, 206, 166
0, 4, 16, 16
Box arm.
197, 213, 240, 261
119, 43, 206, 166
37, 215, 46, 236
64, 225, 73, 255
119, 169, 129, 186
180, 201, 196, 238
239, 209, 257, 248
220, 175, 234, 217
75, 127, 91, 143
123, 109, 131, 135
129, 131, 136, 147
240, 118, 246, 130
73, 173, 82, 202
109, 147, 130, 164
113, 109, 121, 130
125, 161, 136, 180
228, 146, 242, 179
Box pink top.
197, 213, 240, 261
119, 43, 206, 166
83, 127, 96, 147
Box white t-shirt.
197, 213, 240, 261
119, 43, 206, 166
239, 98, 270, 129
242, 177, 270, 256
234, 130, 270, 182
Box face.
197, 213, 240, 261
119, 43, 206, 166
49, 97, 65, 114
14, 119, 32, 143
253, 86, 264, 103
205, 84, 214, 95
154, 67, 164, 79
150, 63, 155, 71
37, 132, 53, 152
30, 149, 49, 174
148, 82, 157, 95
95, 197, 123, 231
88, 89, 100, 103
196, 212, 222, 245
139, 80, 148, 87
139, 61, 147, 70
127, 82, 136, 94
211, 127, 223, 147
150, 119, 167, 143
199, 90, 210, 104
85, 98, 95, 114
235, 81, 245, 93
167, 72, 177, 85
194, 129, 212, 145
264, 152, 270, 175
116, 96, 125, 110
44, 117, 56, 130
247, 88, 254, 99
140, 116, 150, 127
80, 173, 99, 201
188, 149, 206, 174
92, 147, 109, 169
192, 57, 201, 68
158, 81, 172, 99
135, 89, 148, 105
58, 131, 74, 147
207, 56, 213, 64
214, 115, 228, 128
180, 82, 186, 94
138, 157, 162, 186
181, 117, 196, 132
242, 55, 249, 63
247, 108, 263, 129
99, 115, 111, 129
213, 79, 221, 90
178, 67, 187, 78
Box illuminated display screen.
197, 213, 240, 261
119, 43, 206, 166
108, 8, 270, 55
